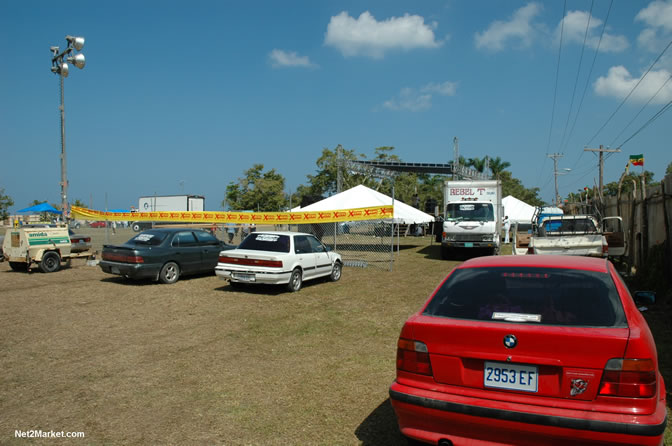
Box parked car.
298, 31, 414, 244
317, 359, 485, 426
215, 231, 342, 292
90, 221, 108, 228
390, 255, 666, 446
68, 229, 91, 253
99, 228, 234, 284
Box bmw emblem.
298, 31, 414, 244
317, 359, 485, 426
503, 334, 517, 349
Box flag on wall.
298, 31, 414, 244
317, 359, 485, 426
629, 154, 644, 166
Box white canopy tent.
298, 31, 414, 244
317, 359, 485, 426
292, 184, 435, 224
502, 195, 536, 224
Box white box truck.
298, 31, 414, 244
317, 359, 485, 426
441, 180, 502, 259
132, 195, 205, 232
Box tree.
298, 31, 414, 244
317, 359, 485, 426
0, 188, 14, 221
223, 164, 287, 211
488, 156, 511, 178
603, 170, 656, 197
666, 161, 672, 175
500, 171, 544, 206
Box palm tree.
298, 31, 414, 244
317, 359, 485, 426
488, 156, 511, 179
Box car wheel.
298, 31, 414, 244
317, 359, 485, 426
286, 268, 302, 292
9, 261, 28, 272
159, 261, 180, 284
329, 261, 342, 282
39, 251, 61, 273
132, 223, 142, 232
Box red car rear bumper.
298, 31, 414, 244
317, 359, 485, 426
390, 381, 667, 446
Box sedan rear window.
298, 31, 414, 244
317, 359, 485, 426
423, 267, 626, 327
128, 231, 169, 246
238, 233, 290, 253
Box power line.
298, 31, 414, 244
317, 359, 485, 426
567, 0, 613, 172
558, 0, 594, 153
609, 73, 672, 147
617, 98, 672, 148
545, 0, 567, 156
585, 37, 672, 147
537, 0, 567, 190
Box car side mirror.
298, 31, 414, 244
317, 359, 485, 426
633, 291, 656, 306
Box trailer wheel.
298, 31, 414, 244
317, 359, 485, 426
39, 251, 61, 273
9, 262, 28, 272
132, 223, 142, 232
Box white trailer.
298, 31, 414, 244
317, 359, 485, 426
132, 195, 205, 232
441, 180, 502, 259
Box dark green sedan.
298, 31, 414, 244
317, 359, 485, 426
99, 228, 234, 284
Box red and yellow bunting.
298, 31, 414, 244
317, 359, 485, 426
71, 205, 394, 224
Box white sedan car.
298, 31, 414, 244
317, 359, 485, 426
215, 231, 343, 292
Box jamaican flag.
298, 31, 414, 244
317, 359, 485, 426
629, 154, 644, 166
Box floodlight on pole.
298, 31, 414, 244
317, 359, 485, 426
50, 35, 85, 222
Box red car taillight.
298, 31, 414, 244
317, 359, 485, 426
602, 242, 609, 255
397, 338, 432, 376
526, 246, 535, 254
218, 256, 282, 268
102, 253, 144, 263
598, 359, 657, 398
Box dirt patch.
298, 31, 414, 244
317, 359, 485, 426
0, 236, 458, 445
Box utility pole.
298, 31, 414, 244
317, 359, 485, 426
336, 144, 343, 193
452, 137, 459, 180
548, 153, 564, 206
584, 145, 621, 201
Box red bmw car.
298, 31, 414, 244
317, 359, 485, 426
390, 255, 667, 445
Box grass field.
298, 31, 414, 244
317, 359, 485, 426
1, 229, 669, 445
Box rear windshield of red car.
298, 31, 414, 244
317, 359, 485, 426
423, 267, 627, 327
238, 233, 290, 253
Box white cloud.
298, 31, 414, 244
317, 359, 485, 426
324, 11, 442, 59
475, 3, 542, 51
382, 81, 457, 112
636, 0, 672, 52
269, 49, 316, 68
559, 10, 628, 53
421, 81, 457, 96
594, 65, 672, 104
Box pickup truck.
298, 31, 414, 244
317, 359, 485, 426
523, 215, 625, 258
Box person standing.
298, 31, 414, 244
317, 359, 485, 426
503, 215, 511, 244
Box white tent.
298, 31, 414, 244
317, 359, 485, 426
293, 184, 435, 224
502, 195, 536, 224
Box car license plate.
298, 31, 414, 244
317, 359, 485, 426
484, 361, 538, 392
111, 266, 120, 275
232, 273, 255, 282
464, 242, 474, 248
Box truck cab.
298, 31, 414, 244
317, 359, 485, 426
441, 180, 502, 259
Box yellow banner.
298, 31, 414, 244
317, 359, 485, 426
71, 205, 394, 224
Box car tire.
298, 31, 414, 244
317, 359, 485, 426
286, 268, 302, 292
329, 261, 342, 282
39, 251, 61, 273
132, 223, 142, 232
9, 261, 28, 272
159, 261, 180, 284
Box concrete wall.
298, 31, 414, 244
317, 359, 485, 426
603, 173, 672, 278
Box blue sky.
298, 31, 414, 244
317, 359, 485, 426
2, 0, 671, 212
